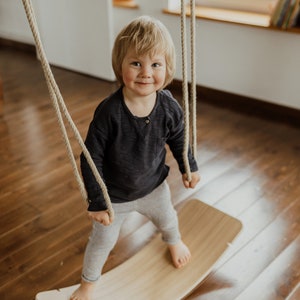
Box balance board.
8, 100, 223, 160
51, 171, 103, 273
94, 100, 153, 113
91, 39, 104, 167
36, 199, 242, 300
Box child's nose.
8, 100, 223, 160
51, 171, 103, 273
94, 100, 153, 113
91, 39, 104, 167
140, 66, 152, 77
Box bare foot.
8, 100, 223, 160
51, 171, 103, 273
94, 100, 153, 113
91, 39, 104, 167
168, 240, 191, 268
70, 280, 95, 300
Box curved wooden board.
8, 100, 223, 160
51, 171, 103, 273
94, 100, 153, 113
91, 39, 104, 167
36, 199, 242, 300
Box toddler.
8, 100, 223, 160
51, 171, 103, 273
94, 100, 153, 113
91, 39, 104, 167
71, 15, 200, 300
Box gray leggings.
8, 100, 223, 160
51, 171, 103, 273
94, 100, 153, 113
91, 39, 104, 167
82, 180, 180, 282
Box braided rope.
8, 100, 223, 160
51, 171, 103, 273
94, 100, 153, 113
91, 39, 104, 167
181, 0, 197, 181
190, 0, 198, 159
181, 0, 192, 182
22, 0, 114, 220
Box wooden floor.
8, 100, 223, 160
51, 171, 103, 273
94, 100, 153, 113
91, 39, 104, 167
0, 46, 299, 300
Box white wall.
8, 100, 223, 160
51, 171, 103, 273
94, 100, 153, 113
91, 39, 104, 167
194, 21, 300, 110
0, 0, 35, 44
33, 0, 115, 80
0, 0, 299, 110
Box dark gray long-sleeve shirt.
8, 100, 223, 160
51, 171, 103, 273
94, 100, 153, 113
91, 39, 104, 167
81, 88, 198, 211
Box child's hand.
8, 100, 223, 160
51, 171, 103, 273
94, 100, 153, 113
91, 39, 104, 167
182, 171, 200, 188
87, 210, 112, 226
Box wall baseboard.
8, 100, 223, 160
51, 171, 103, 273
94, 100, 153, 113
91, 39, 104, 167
0, 38, 35, 53
169, 80, 300, 128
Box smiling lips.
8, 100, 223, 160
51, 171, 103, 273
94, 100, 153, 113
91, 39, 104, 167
136, 81, 153, 84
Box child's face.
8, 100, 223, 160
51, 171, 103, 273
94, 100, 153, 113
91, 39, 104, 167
121, 48, 166, 97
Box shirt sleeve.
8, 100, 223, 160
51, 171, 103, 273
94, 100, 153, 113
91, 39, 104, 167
80, 104, 111, 211
165, 91, 198, 174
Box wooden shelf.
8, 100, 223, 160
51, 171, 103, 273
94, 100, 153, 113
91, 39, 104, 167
113, 0, 139, 9
163, 6, 300, 34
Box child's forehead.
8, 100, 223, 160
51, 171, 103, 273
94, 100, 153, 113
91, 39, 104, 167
126, 47, 165, 59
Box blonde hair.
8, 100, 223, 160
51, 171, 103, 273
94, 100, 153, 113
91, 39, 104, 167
112, 16, 176, 89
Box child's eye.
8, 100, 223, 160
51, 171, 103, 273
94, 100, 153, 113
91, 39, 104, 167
152, 63, 161, 68
131, 62, 141, 67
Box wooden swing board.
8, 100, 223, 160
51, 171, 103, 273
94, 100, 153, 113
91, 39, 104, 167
36, 199, 242, 300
